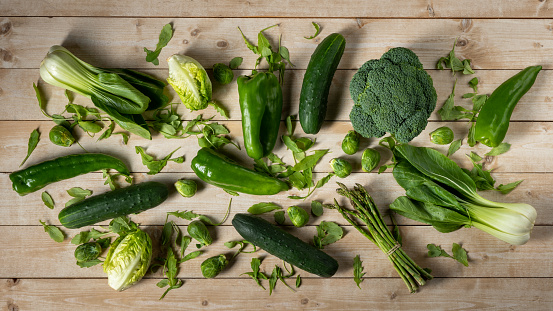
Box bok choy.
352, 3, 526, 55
390, 144, 536, 245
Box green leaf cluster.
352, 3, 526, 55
427, 243, 469, 267
135, 146, 184, 175
436, 39, 475, 75
144, 23, 174, 66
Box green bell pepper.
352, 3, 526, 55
191, 147, 289, 195
237, 72, 283, 160
474, 65, 541, 147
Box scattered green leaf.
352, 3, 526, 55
20, 129, 40, 167
427, 243, 469, 267
144, 23, 174, 65
135, 146, 184, 175
313, 221, 343, 249
485, 143, 511, 156
42, 191, 54, 209
248, 202, 281, 215
447, 139, 462, 157
304, 22, 321, 40
39, 220, 65, 243
353, 255, 365, 289
311, 200, 324, 217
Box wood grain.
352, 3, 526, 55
1, 18, 552, 70
2, 68, 553, 122
0, 0, 551, 18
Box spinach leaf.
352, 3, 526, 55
248, 202, 281, 215
135, 146, 184, 175
229, 57, 243, 69
65, 187, 93, 207
353, 255, 365, 289
313, 221, 343, 249
71, 228, 109, 245
485, 143, 511, 156
292, 149, 328, 172
304, 22, 321, 40
144, 23, 174, 65
41, 191, 55, 209
311, 200, 324, 216
20, 129, 40, 167
39, 220, 65, 243
496, 180, 524, 194
469, 77, 478, 93
447, 139, 462, 157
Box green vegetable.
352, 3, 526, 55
40, 45, 168, 138
274, 211, 285, 224
287, 206, 309, 227
464, 151, 523, 193
447, 139, 462, 157
311, 200, 324, 217
330, 158, 352, 178
200, 254, 228, 278
167, 54, 226, 117
248, 202, 281, 215
135, 146, 184, 175
104, 227, 152, 291
436, 39, 474, 75
71, 228, 110, 245
485, 142, 511, 156
144, 23, 173, 66
361, 148, 381, 172
42, 191, 55, 209
157, 248, 183, 299
429, 126, 454, 145
353, 255, 365, 289
238, 72, 283, 159
475, 66, 541, 147
20, 128, 39, 167
299, 33, 345, 134
304, 22, 321, 39
49, 125, 75, 147
58, 182, 169, 229
213, 63, 234, 85
349, 47, 437, 143
331, 183, 432, 293
39, 220, 65, 243
191, 147, 289, 195
341, 130, 360, 155
390, 144, 537, 245
65, 187, 93, 207
313, 221, 343, 249
242, 257, 268, 289
174, 179, 197, 197
187, 220, 212, 247
10, 153, 130, 196
232, 213, 339, 277
427, 243, 469, 267
75, 242, 102, 262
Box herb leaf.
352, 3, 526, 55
447, 139, 462, 157
485, 143, 511, 156
311, 200, 324, 216
135, 146, 184, 175
353, 255, 365, 289
274, 211, 285, 225
39, 220, 65, 243
248, 202, 281, 215
313, 221, 343, 249
427, 243, 469, 267
65, 187, 93, 207
304, 22, 321, 40
20, 129, 40, 167
229, 57, 243, 69
42, 191, 55, 209
144, 23, 173, 65
496, 180, 524, 194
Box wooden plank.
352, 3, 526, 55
0, 0, 551, 18
2, 68, 552, 122
1, 18, 552, 70
1, 171, 549, 226
0, 225, 551, 279
2, 278, 552, 310
1, 120, 552, 174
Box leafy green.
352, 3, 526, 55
469, 77, 479, 93
135, 146, 184, 175
436, 39, 474, 75
20, 129, 39, 167
311, 200, 324, 216
248, 202, 281, 215
41, 191, 54, 209
287, 206, 309, 227
353, 255, 365, 289
39, 220, 65, 243
242, 257, 268, 289
187, 220, 212, 247
229, 57, 243, 69
447, 139, 462, 157
427, 243, 469, 267
313, 221, 343, 249
486, 143, 511, 156
304, 22, 321, 40
274, 211, 285, 225
213, 63, 234, 85
102, 169, 132, 191
65, 187, 93, 207
158, 248, 183, 299
144, 23, 174, 66
71, 228, 110, 245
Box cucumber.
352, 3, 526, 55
299, 33, 346, 134
232, 213, 339, 277
59, 181, 169, 229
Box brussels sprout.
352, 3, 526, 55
213, 63, 234, 85
287, 206, 309, 227
49, 125, 75, 147
187, 220, 212, 247
330, 158, 352, 178
174, 179, 197, 197
361, 148, 381, 172
429, 126, 454, 145
103, 228, 152, 291
74, 242, 101, 262
201, 254, 228, 278
167, 54, 212, 111
342, 130, 360, 155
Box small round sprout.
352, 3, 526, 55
429, 126, 454, 145
49, 125, 75, 147
213, 63, 234, 85
287, 206, 309, 227
74, 242, 101, 262
361, 148, 381, 172
187, 220, 212, 247
330, 158, 352, 178
175, 179, 197, 198
201, 254, 228, 278
341, 130, 360, 155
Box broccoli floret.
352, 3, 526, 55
349, 47, 437, 143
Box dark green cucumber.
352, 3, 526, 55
232, 213, 339, 277
299, 33, 346, 134
59, 181, 168, 229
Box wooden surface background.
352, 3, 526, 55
1, 1, 553, 310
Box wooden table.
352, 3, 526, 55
1, 1, 552, 310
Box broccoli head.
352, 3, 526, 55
349, 47, 437, 143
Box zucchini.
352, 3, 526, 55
59, 181, 169, 229
299, 33, 346, 134
232, 213, 339, 277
